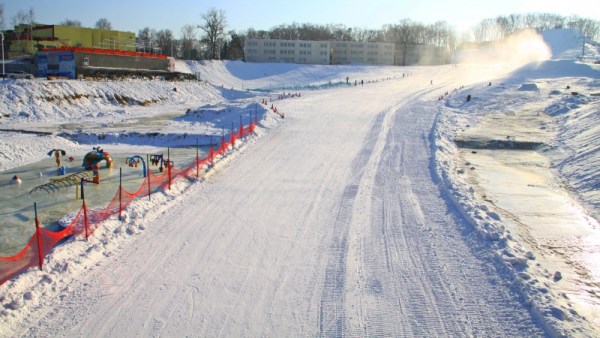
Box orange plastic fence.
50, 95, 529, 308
39, 47, 168, 59
0, 120, 256, 285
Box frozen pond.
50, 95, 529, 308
455, 105, 600, 328
0, 147, 207, 256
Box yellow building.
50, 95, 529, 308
9, 24, 136, 57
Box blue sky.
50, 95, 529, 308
3, 0, 599, 37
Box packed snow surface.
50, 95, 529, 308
1, 29, 599, 336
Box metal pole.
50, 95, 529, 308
210, 135, 214, 166
221, 127, 225, 150
118, 168, 122, 221
582, 35, 586, 61
196, 138, 200, 178
1, 32, 5, 79
81, 181, 89, 240
167, 147, 171, 190
231, 122, 235, 148
34, 202, 43, 270
146, 154, 151, 201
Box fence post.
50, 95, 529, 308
196, 138, 200, 179
81, 180, 89, 240
231, 122, 235, 149
167, 147, 171, 190
209, 135, 214, 166
34, 202, 43, 270
146, 154, 152, 201
221, 127, 225, 150
118, 167, 122, 221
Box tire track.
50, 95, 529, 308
318, 111, 386, 337
351, 100, 545, 336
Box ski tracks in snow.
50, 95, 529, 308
318, 90, 545, 336
11, 78, 547, 337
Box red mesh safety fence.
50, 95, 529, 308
0, 120, 257, 286
0, 237, 39, 285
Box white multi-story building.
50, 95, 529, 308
244, 38, 395, 65
245, 39, 331, 65
329, 41, 395, 65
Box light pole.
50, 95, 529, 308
1, 32, 5, 78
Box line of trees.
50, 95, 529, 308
468, 14, 600, 43
2, 3, 599, 62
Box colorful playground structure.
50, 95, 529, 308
47, 149, 66, 167
30, 171, 92, 195
126, 155, 147, 177
82, 147, 113, 170
150, 153, 173, 172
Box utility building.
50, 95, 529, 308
9, 24, 136, 58
5, 23, 186, 79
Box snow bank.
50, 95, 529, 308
434, 44, 600, 335
0, 79, 222, 124
542, 28, 584, 60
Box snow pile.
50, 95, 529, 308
549, 92, 600, 219
0, 79, 223, 124
541, 28, 600, 61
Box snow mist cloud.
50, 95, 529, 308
455, 29, 551, 67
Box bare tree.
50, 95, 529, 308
155, 29, 175, 56
138, 27, 156, 52
181, 24, 197, 59
10, 8, 35, 53
10, 10, 27, 27
569, 16, 600, 39
199, 8, 227, 59
472, 18, 501, 42
95, 18, 112, 30
0, 3, 5, 30
224, 30, 244, 60
60, 19, 82, 27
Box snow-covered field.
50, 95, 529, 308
0, 28, 599, 336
